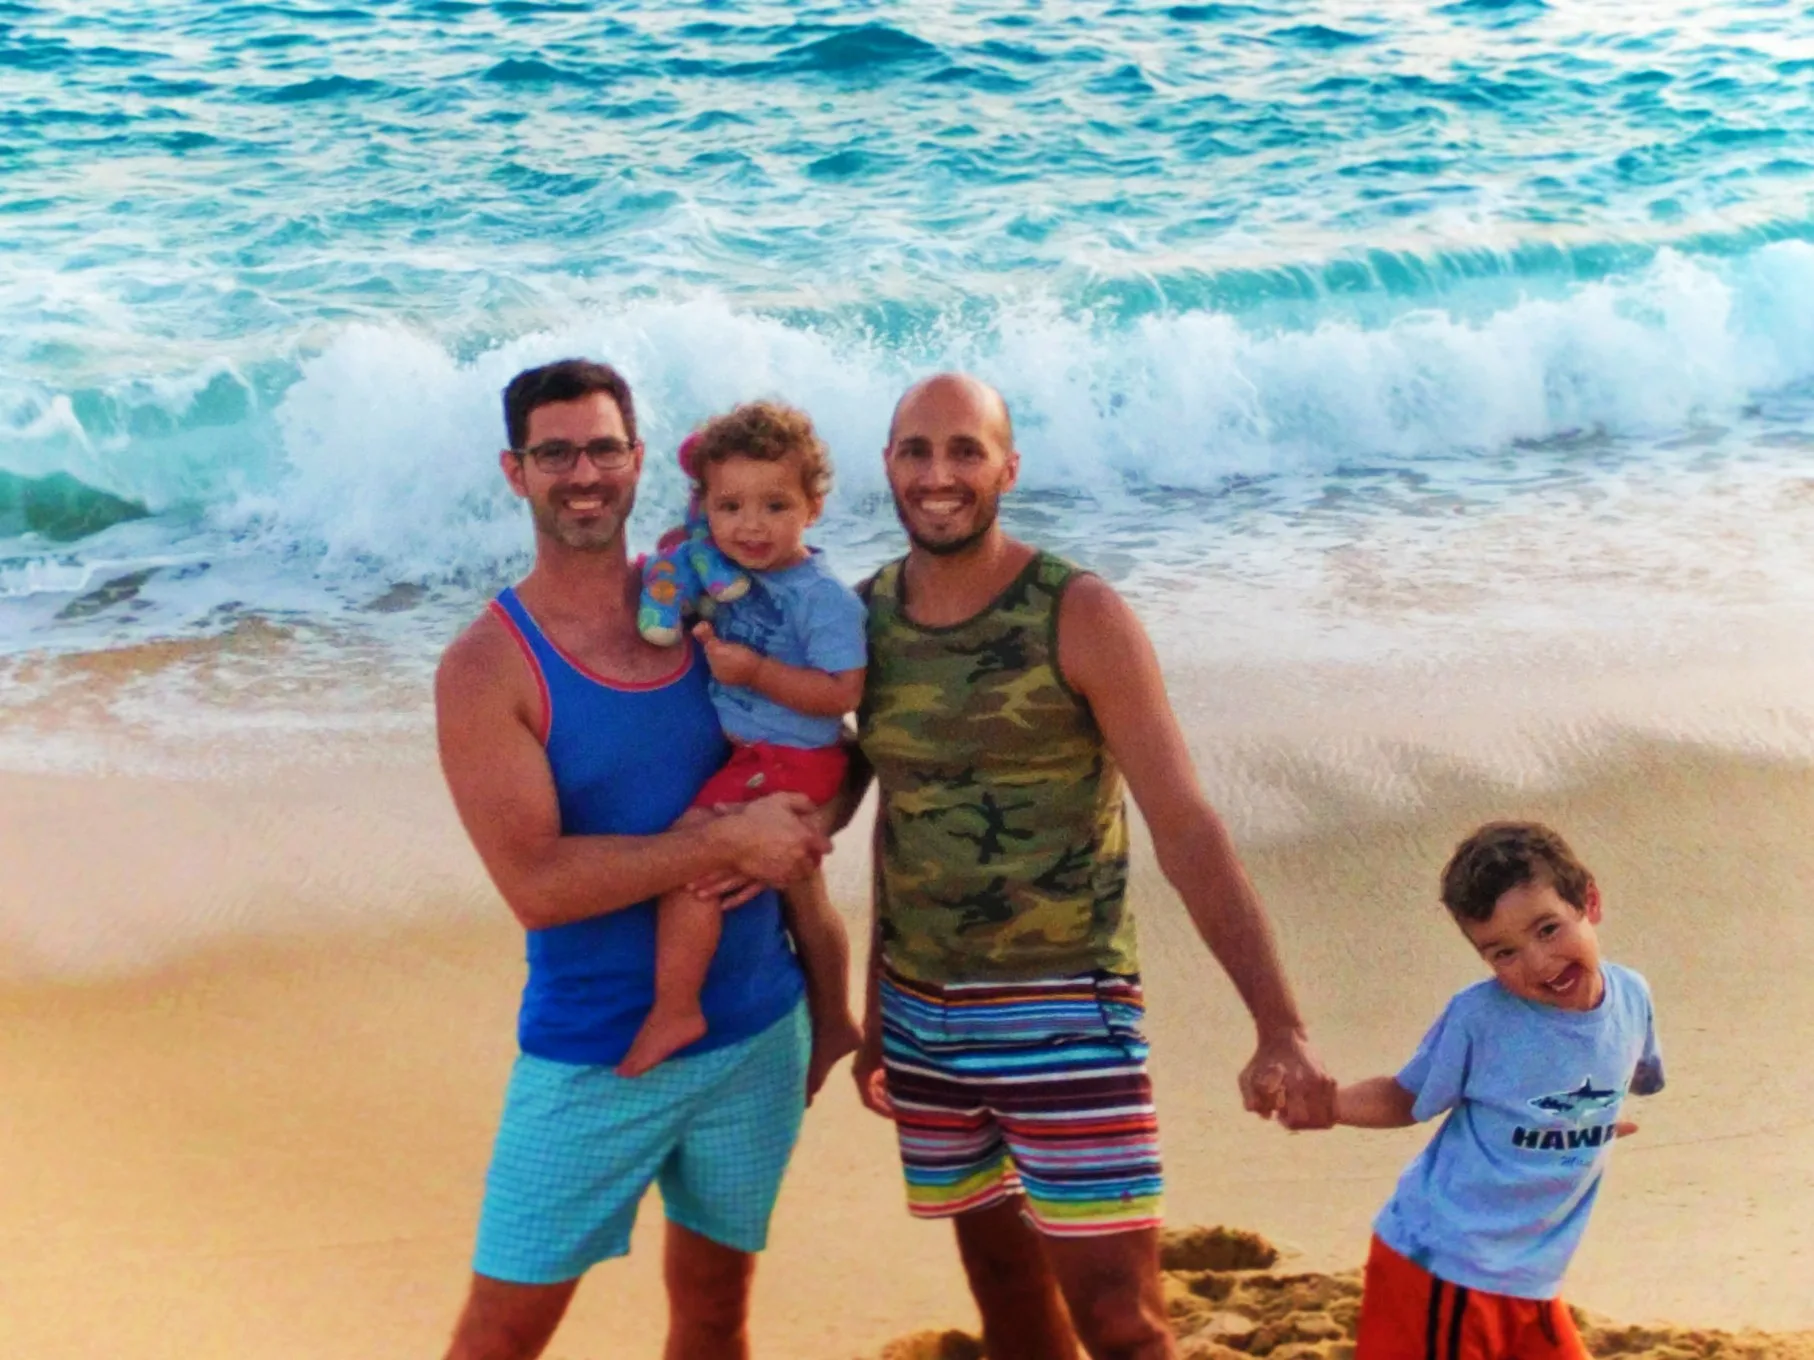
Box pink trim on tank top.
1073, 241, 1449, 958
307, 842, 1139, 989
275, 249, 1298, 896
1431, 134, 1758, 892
542, 630, 694, 692
488, 600, 554, 743
493, 593, 695, 696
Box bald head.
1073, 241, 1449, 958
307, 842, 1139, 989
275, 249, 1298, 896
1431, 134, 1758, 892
886, 372, 1015, 453
882, 371, 1020, 558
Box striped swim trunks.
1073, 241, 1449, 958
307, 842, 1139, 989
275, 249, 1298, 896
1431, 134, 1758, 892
879, 968, 1163, 1238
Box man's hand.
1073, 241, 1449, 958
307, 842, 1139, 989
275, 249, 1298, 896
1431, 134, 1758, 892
693, 621, 762, 688
685, 869, 765, 910
852, 1028, 893, 1118
1240, 1028, 1337, 1130
675, 805, 760, 908
676, 806, 764, 908
714, 792, 832, 885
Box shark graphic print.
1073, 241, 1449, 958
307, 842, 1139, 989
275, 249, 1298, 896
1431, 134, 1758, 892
1512, 1076, 1628, 1160
1528, 1078, 1623, 1119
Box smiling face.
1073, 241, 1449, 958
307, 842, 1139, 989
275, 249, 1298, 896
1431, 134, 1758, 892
702, 453, 820, 573
885, 376, 1019, 558
502, 391, 643, 552
1460, 878, 1606, 1012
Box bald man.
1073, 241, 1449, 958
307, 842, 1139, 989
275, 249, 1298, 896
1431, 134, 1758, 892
853, 374, 1336, 1360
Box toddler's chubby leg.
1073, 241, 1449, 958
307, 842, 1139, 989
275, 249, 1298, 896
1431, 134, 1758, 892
618, 888, 720, 1078
782, 868, 862, 1100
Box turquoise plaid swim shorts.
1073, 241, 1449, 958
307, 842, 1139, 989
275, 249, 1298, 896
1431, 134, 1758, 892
473, 1000, 809, 1284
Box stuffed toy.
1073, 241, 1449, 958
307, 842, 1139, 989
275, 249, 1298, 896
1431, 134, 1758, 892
637, 434, 748, 646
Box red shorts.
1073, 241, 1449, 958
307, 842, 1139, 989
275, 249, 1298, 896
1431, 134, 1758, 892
1356, 1236, 1588, 1360
692, 741, 847, 809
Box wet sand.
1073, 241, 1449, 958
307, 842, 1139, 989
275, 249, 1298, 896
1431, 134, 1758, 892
2, 734, 1811, 1357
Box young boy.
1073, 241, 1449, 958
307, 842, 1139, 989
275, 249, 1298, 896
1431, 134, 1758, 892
1334, 821, 1664, 1360
618, 401, 865, 1093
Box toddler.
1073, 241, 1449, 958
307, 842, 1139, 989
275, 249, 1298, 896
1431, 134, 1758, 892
618, 401, 864, 1096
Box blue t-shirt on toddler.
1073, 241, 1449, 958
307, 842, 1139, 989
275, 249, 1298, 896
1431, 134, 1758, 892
1375, 961, 1664, 1301
708, 550, 867, 750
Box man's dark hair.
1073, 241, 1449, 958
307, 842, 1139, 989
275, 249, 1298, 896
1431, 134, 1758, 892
1440, 821, 1594, 923
502, 359, 638, 450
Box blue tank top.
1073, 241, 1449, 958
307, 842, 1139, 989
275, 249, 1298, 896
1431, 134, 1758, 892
490, 587, 804, 1065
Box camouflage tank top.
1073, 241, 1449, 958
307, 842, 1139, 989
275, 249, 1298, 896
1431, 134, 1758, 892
858, 550, 1137, 985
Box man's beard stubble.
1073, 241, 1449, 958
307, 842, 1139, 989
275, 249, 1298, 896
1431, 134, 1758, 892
891, 488, 1001, 558
532, 484, 635, 552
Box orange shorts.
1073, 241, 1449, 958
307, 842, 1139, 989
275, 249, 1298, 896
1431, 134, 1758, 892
1355, 1236, 1588, 1360
693, 741, 847, 809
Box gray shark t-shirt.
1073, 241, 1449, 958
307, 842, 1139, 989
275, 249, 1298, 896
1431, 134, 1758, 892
1375, 961, 1664, 1299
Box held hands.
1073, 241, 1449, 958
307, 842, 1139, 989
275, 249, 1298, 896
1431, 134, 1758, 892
1241, 1028, 1339, 1131
718, 792, 832, 887
693, 621, 763, 688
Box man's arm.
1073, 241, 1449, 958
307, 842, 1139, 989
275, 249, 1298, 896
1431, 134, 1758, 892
1057, 575, 1337, 1130
435, 616, 829, 932
823, 721, 874, 833
852, 808, 893, 1116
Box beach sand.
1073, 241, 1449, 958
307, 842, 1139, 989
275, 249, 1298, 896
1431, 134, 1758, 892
878, 1226, 1814, 1360
3, 716, 1812, 1357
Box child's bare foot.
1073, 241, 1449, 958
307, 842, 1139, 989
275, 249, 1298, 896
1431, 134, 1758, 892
806, 1016, 863, 1102
618, 1007, 708, 1078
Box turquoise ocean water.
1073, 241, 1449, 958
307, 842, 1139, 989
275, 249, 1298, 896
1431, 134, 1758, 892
4, 0, 1814, 751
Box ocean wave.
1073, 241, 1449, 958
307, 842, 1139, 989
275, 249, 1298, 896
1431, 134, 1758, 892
0, 357, 279, 514
258, 74, 392, 103
0, 471, 147, 543
1270, 23, 1373, 48
778, 23, 942, 75
481, 56, 593, 85
4, 238, 1812, 589
1164, 5, 1266, 22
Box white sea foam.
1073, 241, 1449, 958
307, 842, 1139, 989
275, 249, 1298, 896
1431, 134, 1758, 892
1, 242, 1809, 574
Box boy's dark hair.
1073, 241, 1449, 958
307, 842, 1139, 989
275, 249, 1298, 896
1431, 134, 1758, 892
1440, 821, 1594, 922
685, 400, 832, 500
502, 359, 638, 451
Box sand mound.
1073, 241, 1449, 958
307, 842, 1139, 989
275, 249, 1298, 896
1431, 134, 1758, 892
872, 1228, 1814, 1360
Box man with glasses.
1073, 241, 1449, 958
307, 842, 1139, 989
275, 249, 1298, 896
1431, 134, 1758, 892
434, 358, 833, 1360
853, 372, 1337, 1360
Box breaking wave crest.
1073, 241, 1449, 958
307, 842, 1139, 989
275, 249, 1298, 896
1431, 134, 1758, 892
4, 238, 1812, 590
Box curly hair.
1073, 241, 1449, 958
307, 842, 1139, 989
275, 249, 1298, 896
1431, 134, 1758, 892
683, 401, 833, 501
1440, 821, 1595, 923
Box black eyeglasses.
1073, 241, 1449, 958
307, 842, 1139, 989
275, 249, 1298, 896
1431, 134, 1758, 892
517, 437, 639, 474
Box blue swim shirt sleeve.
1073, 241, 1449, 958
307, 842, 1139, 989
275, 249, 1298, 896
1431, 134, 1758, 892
799, 575, 868, 675
1631, 973, 1666, 1096
1396, 991, 1475, 1123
